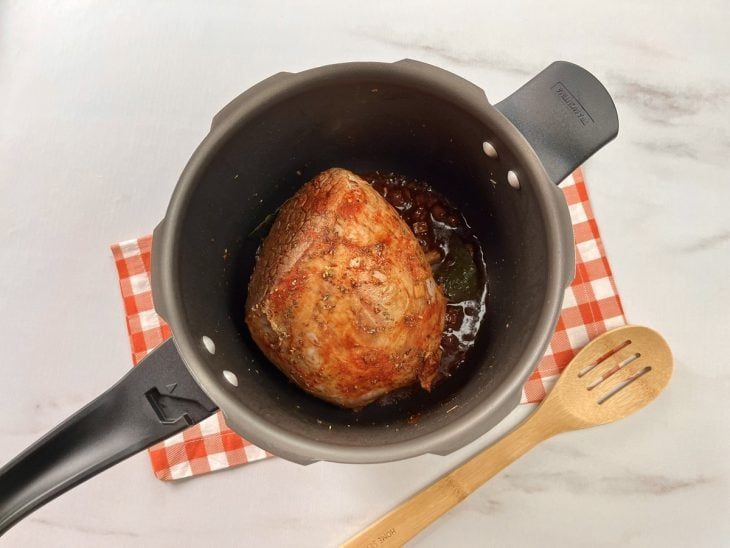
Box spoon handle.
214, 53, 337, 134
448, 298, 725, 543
341, 412, 559, 548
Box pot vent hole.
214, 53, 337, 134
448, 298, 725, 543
482, 141, 498, 159
482, 142, 519, 190
201, 335, 216, 355
223, 370, 239, 387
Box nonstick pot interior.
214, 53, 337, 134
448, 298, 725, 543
171, 71, 552, 450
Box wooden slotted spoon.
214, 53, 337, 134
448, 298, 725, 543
342, 325, 672, 547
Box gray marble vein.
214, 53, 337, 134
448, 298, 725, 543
678, 229, 730, 253
357, 32, 536, 76
28, 518, 141, 539
501, 470, 714, 496
634, 139, 699, 160
609, 77, 729, 121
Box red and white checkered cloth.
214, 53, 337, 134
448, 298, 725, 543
520, 169, 626, 403
111, 168, 624, 481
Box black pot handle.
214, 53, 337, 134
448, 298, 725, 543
496, 61, 618, 184
0, 339, 218, 535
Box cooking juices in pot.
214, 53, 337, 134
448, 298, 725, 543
361, 171, 487, 388
246, 168, 488, 413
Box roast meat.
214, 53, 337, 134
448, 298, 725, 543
245, 168, 446, 408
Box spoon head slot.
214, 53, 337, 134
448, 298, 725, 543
545, 325, 673, 428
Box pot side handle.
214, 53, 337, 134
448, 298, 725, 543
496, 61, 618, 184
0, 339, 217, 536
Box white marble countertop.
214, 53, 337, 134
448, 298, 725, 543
1, 1, 728, 546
